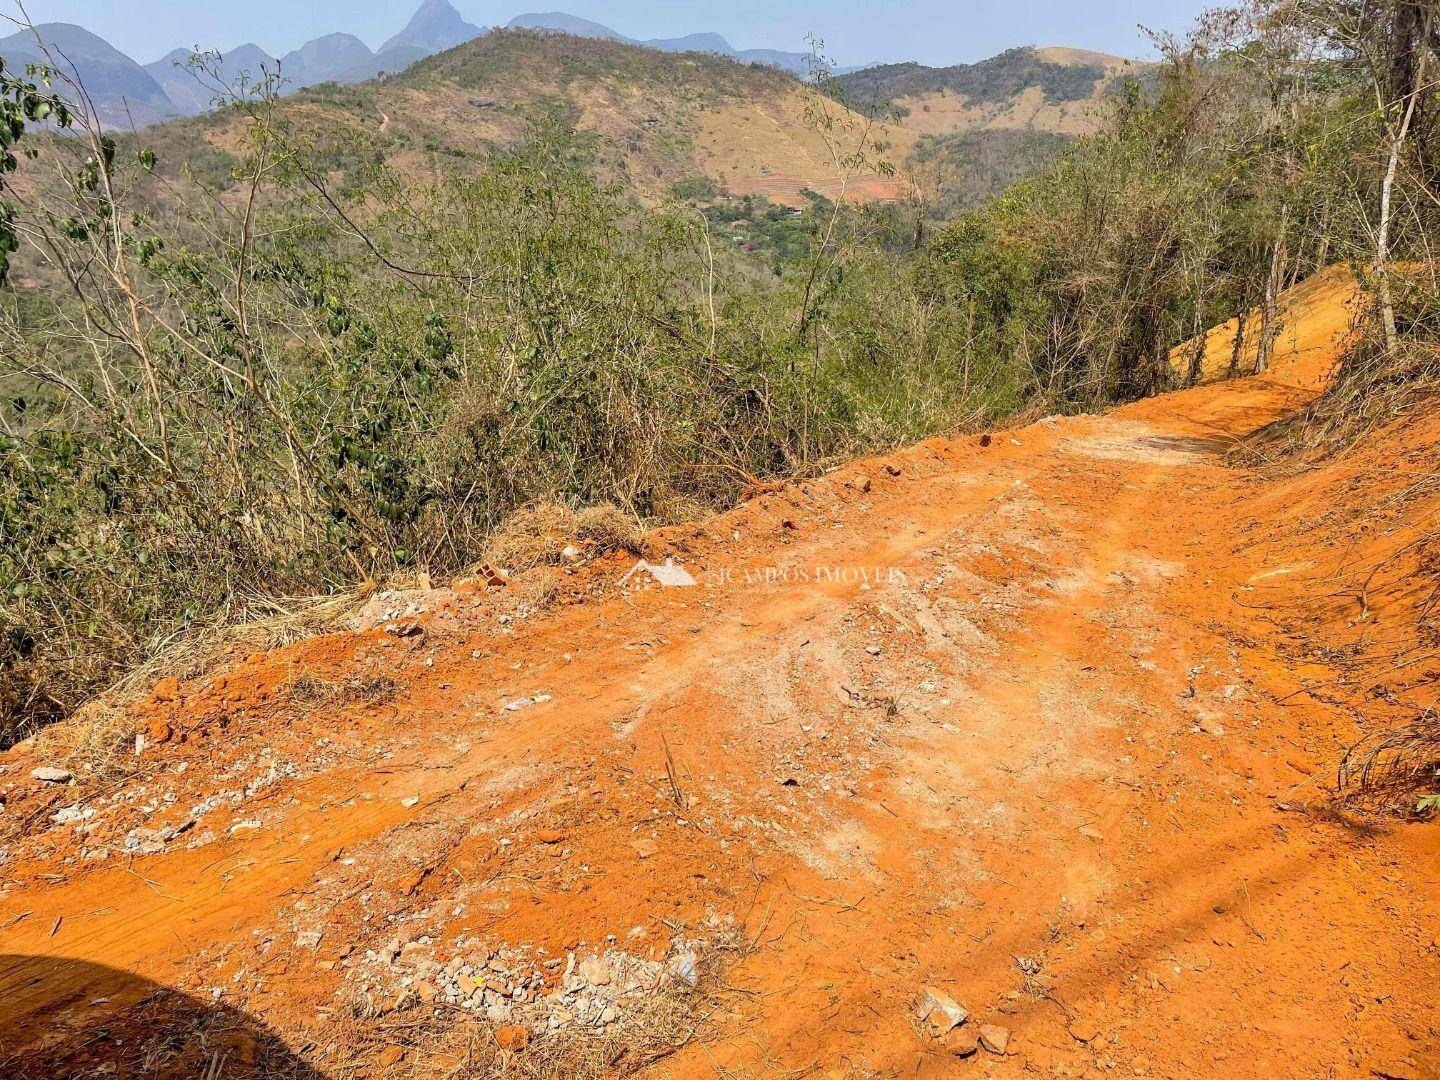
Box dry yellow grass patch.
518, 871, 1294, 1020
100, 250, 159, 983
483, 503, 649, 572
694, 89, 916, 206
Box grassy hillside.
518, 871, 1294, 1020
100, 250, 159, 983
53, 32, 1115, 215
835, 46, 1138, 137
143, 29, 912, 208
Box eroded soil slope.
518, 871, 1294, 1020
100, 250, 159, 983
2, 269, 1437, 1078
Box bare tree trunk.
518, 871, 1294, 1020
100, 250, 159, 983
1255, 204, 1289, 375
1227, 297, 1247, 379
1376, 4, 1431, 358
1145, 306, 1170, 395
962, 295, 974, 396
1286, 246, 1306, 291
1186, 308, 1207, 386
1377, 138, 1401, 356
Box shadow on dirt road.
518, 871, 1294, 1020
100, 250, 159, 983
0, 953, 326, 1078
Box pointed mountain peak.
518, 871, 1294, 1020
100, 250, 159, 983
381, 0, 483, 56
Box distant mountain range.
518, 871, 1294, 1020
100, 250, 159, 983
0, 1, 839, 127
144, 43, 275, 114
0, 2, 1134, 138
504, 11, 814, 74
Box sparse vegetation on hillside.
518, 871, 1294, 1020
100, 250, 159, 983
834, 48, 1109, 118
907, 129, 1073, 216
406, 27, 795, 98
119, 29, 901, 208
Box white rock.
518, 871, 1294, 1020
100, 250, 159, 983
666, 950, 699, 986
918, 987, 968, 1033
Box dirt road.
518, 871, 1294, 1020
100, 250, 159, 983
2, 267, 1436, 1078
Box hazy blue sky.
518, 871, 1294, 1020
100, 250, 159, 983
6, 0, 1214, 67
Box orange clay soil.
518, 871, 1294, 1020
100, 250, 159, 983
2, 266, 1438, 1079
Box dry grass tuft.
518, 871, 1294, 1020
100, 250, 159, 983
1339, 709, 1440, 812
280, 670, 398, 712
107, 590, 373, 708
483, 503, 573, 571
483, 503, 648, 573
574, 504, 648, 555
647, 485, 713, 525
27, 699, 136, 783
513, 569, 562, 616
